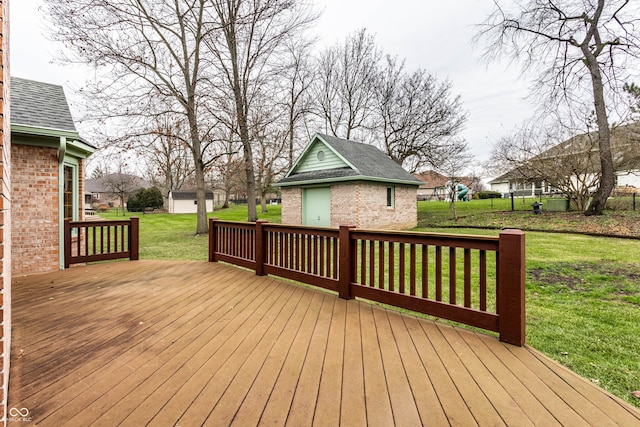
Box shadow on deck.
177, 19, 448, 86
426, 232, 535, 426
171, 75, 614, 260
9, 260, 640, 426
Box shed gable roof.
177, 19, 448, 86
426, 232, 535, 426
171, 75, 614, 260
278, 134, 422, 187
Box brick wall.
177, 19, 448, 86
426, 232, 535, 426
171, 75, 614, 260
0, 0, 10, 423
281, 187, 302, 225
281, 183, 417, 230
11, 145, 60, 275
331, 183, 417, 230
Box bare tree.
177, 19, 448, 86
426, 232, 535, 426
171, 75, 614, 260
374, 56, 467, 172
247, 105, 290, 212
434, 139, 472, 221
141, 116, 195, 202
279, 37, 317, 168
623, 82, 640, 122
102, 164, 145, 216
477, 0, 640, 215
314, 28, 381, 140
45, 0, 217, 233
491, 121, 602, 210
205, 0, 317, 222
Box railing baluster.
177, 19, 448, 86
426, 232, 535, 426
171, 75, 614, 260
388, 242, 395, 292
421, 244, 428, 298
480, 250, 487, 311
369, 239, 375, 287
399, 243, 405, 294
435, 246, 442, 301
464, 248, 471, 308
319, 237, 325, 276
449, 247, 456, 304
378, 241, 385, 290
360, 240, 366, 285
333, 236, 338, 279
410, 244, 416, 296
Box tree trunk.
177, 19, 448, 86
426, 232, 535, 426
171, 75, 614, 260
226, 24, 258, 222
189, 114, 208, 234
261, 193, 268, 213
583, 48, 614, 216
193, 158, 208, 233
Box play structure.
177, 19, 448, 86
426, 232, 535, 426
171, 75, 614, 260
455, 183, 470, 201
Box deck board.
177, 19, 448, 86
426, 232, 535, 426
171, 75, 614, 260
9, 260, 640, 426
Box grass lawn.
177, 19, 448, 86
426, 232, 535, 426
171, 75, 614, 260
100, 202, 640, 408
101, 204, 281, 260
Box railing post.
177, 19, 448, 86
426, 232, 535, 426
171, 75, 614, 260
64, 219, 71, 268
498, 229, 526, 346
209, 217, 218, 262
338, 225, 356, 300
129, 217, 139, 261
255, 220, 268, 276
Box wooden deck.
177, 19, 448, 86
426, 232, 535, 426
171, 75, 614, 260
9, 260, 640, 426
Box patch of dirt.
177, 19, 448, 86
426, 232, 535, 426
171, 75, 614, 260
529, 262, 640, 291
451, 211, 640, 238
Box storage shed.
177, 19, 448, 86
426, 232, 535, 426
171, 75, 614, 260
277, 134, 422, 230
168, 189, 226, 213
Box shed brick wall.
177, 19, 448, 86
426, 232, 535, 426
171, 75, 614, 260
0, 0, 10, 421
331, 183, 417, 230
281, 183, 417, 230
281, 187, 302, 225
11, 145, 60, 275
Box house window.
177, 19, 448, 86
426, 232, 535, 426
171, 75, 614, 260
386, 186, 395, 208
64, 165, 74, 220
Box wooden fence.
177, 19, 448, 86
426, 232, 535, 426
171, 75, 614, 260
64, 217, 139, 267
209, 219, 525, 346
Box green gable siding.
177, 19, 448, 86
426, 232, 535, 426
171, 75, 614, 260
295, 141, 347, 173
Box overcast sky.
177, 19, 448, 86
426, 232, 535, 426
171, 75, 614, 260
10, 0, 536, 164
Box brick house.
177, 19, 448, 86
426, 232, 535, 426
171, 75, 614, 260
414, 170, 476, 201
86, 173, 152, 209
277, 134, 422, 230
11, 77, 95, 275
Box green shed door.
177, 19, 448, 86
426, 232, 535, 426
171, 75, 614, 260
303, 187, 331, 227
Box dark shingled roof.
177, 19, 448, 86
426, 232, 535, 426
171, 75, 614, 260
11, 76, 78, 132
86, 174, 152, 193
169, 190, 218, 200
278, 134, 422, 186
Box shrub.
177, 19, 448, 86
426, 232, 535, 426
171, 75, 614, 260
477, 190, 502, 199
127, 187, 164, 212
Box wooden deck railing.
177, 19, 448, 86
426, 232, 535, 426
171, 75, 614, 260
209, 219, 525, 346
64, 217, 139, 268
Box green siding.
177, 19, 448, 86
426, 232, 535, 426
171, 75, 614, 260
295, 142, 347, 173
303, 187, 331, 226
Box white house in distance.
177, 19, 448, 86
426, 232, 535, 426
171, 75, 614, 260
276, 133, 422, 230
490, 122, 640, 197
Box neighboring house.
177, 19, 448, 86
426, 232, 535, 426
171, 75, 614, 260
11, 76, 95, 275
490, 122, 640, 197
85, 173, 152, 208
414, 170, 475, 201
168, 189, 226, 214
277, 134, 422, 230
